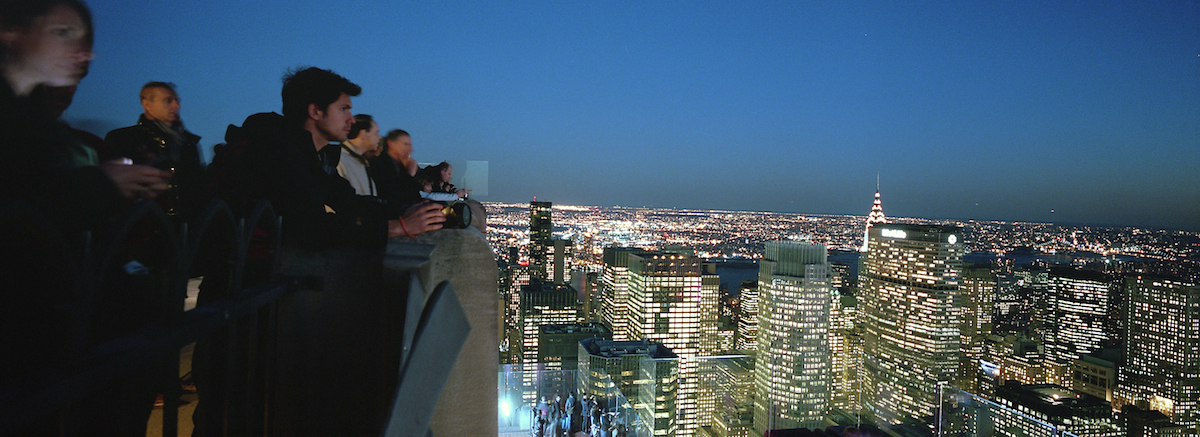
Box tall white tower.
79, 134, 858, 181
753, 241, 832, 432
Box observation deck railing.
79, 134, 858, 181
0, 199, 495, 437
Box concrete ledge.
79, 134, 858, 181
396, 225, 497, 436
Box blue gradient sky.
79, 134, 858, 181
68, 1, 1199, 230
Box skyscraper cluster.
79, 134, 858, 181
498, 192, 1200, 436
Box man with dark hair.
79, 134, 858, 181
337, 113, 379, 196
211, 67, 443, 249
104, 81, 204, 218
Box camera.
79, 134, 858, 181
440, 201, 472, 229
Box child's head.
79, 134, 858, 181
415, 174, 435, 192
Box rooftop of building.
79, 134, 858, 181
998, 382, 1112, 417
579, 338, 678, 359
541, 322, 611, 335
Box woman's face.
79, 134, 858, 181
1, 4, 94, 90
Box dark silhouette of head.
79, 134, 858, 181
280, 67, 360, 127
349, 113, 374, 139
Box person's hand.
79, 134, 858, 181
388, 201, 446, 238
455, 188, 470, 198
100, 161, 171, 199
404, 158, 418, 177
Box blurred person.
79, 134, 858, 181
30, 83, 103, 150
369, 128, 426, 213
0, 0, 169, 237
104, 82, 204, 219
419, 161, 469, 198
336, 113, 378, 196
0, 1, 169, 434
415, 172, 459, 202
362, 136, 382, 159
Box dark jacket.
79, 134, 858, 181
208, 112, 387, 250
104, 114, 204, 219
0, 81, 121, 239
0, 80, 122, 385
368, 152, 422, 217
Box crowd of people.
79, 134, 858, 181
1, 0, 476, 434
0, 0, 473, 251
534, 393, 629, 437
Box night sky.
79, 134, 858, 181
67, 1, 1199, 231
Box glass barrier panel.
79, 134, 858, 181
499, 363, 653, 437
502, 358, 1123, 437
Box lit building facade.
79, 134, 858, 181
960, 264, 996, 392
1073, 353, 1117, 403
519, 280, 580, 365
529, 201, 553, 281
1117, 275, 1200, 432
1043, 267, 1111, 384
601, 247, 647, 341
696, 262, 722, 429
994, 383, 1124, 437
626, 251, 707, 436
578, 338, 679, 437
979, 334, 1051, 399
830, 293, 862, 412
549, 238, 573, 284
753, 241, 832, 432
736, 281, 759, 351
698, 355, 755, 437
861, 224, 964, 425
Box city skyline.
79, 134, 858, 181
496, 199, 1199, 434
72, 1, 1198, 231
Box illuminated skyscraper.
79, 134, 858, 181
861, 224, 964, 425
1042, 267, 1111, 384
859, 186, 888, 252
1116, 275, 1200, 430
578, 338, 679, 437
626, 251, 707, 436
529, 200, 553, 281
830, 293, 862, 413
979, 333, 1050, 398
699, 355, 755, 437
600, 247, 647, 340
700, 262, 721, 356
736, 281, 759, 351
519, 280, 579, 365
696, 263, 723, 432
753, 241, 831, 432
549, 238, 573, 284
959, 264, 996, 392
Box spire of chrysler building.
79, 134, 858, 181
860, 179, 888, 252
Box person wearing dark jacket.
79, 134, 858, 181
104, 82, 204, 219
208, 68, 444, 250
195, 67, 445, 436
369, 128, 424, 216
1, 1, 172, 434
